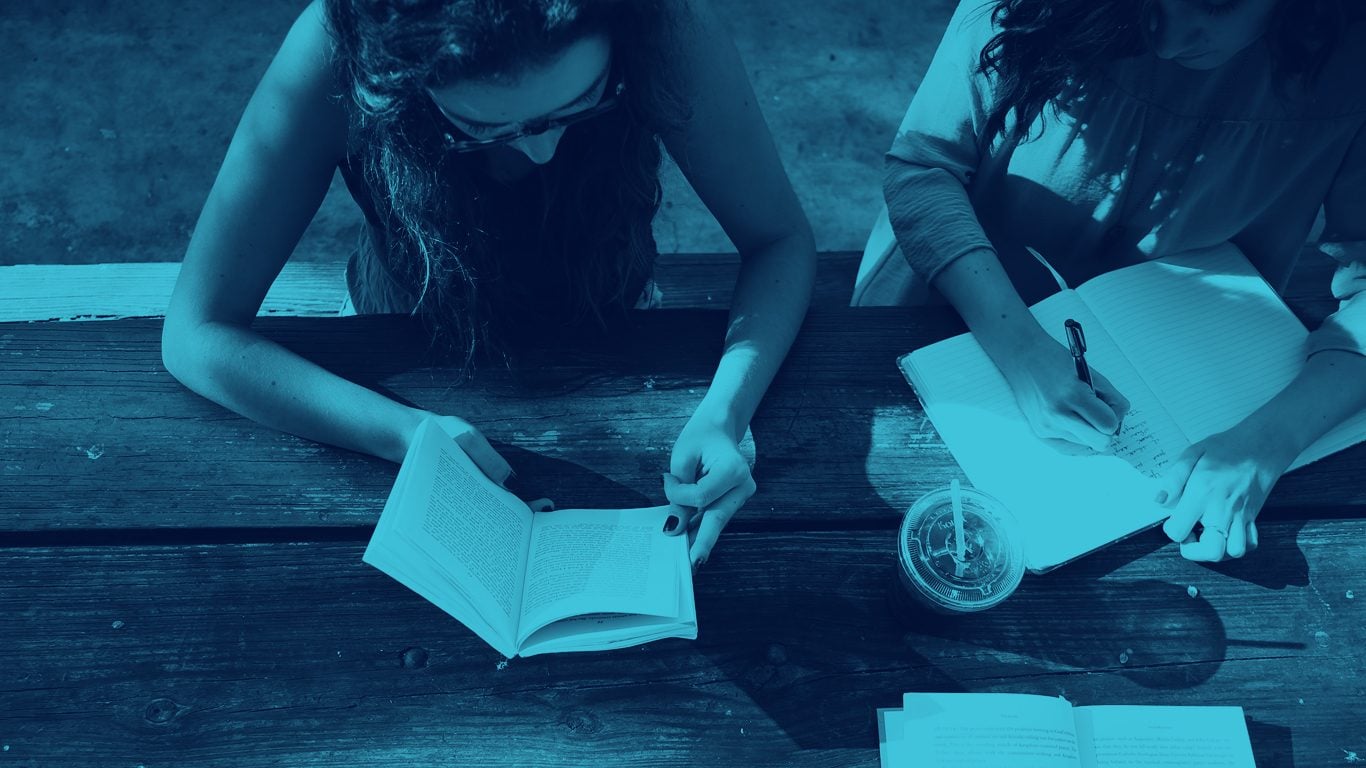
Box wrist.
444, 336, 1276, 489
383, 404, 430, 464
1239, 351, 1366, 465
688, 395, 745, 443
1237, 405, 1309, 469
980, 321, 1054, 383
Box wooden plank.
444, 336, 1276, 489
0, 261, 349, 322
1, 522, 1362, 767
3, 310, 1364, 532
0, 253, 861, 323
655, 251, 860, 309
0, 246, 1343, 321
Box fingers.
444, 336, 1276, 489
1091, 370, 1132, 423
1159, 446, 1204, 541
1041, 415, 1113, 452
453, 428, 513, 487
1028, 382, 1121, 451
1225, 512, 1248, 559
670, 451, 699, 485
528, 498, 555, 513
688, 476, 756, 570
1068, 385, 1122, 437
1094, 388, 1130, 435
661, 475, 692, 537
664, 459, 749, 512
1179, 526, 1227, 562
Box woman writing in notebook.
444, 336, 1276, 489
161, 0, 816, 570
861, 0, 1366, 561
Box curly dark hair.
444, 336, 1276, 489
977, 0, 1361, 142
325, 0, 688, 368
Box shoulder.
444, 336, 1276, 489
247, 0, 349, 159
943, 0, 1001, 57
265, 2, 344, 101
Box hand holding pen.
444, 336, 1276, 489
1065, 318, 1126, 438
991, 315, 1132, 452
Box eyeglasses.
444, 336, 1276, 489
437, 79, 626, 154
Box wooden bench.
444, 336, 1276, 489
0, 248, 1341, 323
1, 255, 1362, 766
0, 253, 864, 322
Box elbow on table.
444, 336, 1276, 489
160, 316, 194, 384
160, 313, 217, 387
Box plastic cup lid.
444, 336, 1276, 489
898, 485, 1025, 612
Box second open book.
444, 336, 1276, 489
364, 418, 696, 658
900, 243, 1366, 572
877, 693, 1256, 768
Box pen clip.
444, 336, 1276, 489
1064, 319, 1087, 358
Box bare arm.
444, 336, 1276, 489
654, 0, 815, 564
660, 0, 817, 443
162, 1, 424, 463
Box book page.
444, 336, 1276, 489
1075, 706, 1255, 768
518, 611, 691, 657
903, 290, 1188, 571
900, 693, 1081, 768
878, 708, 913, 768
520, 544, 697, 656
383, 420, 533, 649
363, 439, 510, 655
515, 506, 685, 646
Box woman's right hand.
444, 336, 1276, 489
423, 412, 514, 486
996, 332, 1131, 452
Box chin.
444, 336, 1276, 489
1172, 55, 1232, 71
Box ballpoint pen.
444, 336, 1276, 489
1064, 318, 1095, 394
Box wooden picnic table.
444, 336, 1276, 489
2, 257, 1364, 766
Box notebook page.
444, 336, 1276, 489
1077, 244, 1366, 469
903, 291, 1187, 571
1076, 245, 1307, 444
1074, 705, 1255, 768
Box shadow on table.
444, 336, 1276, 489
1198, 518, 1311, 590
924, 575, 1233, 689
1246, 718, 1296, 768
695, 559, 968, 754
697, 527, 1317, 751
496, 443, 655, 510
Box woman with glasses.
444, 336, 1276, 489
162, 0, 816, 570
859, 0, 1366, 562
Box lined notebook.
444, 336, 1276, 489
899, 242, 1366, 572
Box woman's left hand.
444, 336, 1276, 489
664, 418, 756, 572
1157, 419, 1299, 562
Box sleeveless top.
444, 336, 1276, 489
885, 0, 1366, 358
338, 89, 659, 343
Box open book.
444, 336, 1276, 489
363, 418, 696, 658
878, 693, 1256, 768
899, 242, 1366, 572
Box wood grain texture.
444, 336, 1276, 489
0, 252, 862, 322
4, 310, 1363, 533
0, 261, 349, 322
0, 245, 1341, 322
2, 523, 1362, 767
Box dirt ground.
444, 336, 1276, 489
0, 0, 955, 267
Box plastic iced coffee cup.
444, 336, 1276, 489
897, 483, 1025, 613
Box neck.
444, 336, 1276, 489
484, 147, 538, 185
